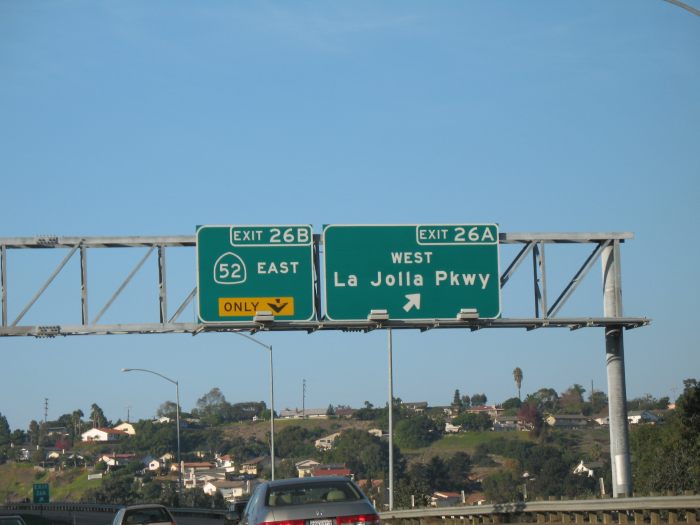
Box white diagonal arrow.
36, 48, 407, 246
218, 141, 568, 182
403, 293, 421, 312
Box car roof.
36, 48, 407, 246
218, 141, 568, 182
265, 475, 355, 488
120, 504, 170, 510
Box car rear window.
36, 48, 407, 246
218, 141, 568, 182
123, 507, 173, 524
267, 481, 362, 507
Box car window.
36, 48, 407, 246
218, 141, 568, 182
112, 510, 126, 525
243, 484, 265, 521
123, 507, 172, 525
267, 481, 362, 506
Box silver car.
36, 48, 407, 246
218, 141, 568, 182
111, 504, 177, 525
234, 477, 380, 525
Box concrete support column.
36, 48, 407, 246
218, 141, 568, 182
603, 241, 632, 498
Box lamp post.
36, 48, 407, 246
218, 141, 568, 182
121, 367, 182, 497
230, 331, 275, 480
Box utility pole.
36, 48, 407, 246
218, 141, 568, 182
302, 379, 306, 419
44, 398, 48, 423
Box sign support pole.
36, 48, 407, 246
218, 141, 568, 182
603, 241, 632, 497
388, 328, 394, 511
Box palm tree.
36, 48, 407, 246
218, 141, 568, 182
513, 367, 524, 400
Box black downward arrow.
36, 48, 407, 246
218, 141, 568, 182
267, 299, 288, 314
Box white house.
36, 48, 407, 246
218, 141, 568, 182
296, 459, 321, 478
203, 480, 247, 502
315, 432, 342, 451
81, 428, 129, 442
114, 422, 136, 435
100, 453, 136, 467
147, 459, 162, 472
215, 454, 236, 471
431, 491, 462, 507
445, 422, 461, 433
573, 460, 604, 478
367, 428, 383, 438
628, 411, 659, 424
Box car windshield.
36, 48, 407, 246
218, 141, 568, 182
123, 507, 173, 525
267, 481, 362, 507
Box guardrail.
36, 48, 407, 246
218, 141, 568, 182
0, 502, 227, 518
2, 496, 699, 525
379, 496, 700, 525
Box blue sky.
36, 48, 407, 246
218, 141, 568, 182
1, 2, 698, 431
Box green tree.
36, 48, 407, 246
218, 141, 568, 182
445, 452, 472, 490
0, 413, 10, 447
525, 388, 559, 413
90, 403, 109, 428
275, 425, 319, 458
483, 470, 520, 502
193, 387, 231, 426
513, 367, 523, 400
324, 428, 403, 480
395, 414, 440, 449
452, 389, 463, 413
588, 391, 608, 415
471, 393, 487, 406
559, 384, 586, 414
452, 412, 491, 431
631, 378, 700, 494
28, 420, 40, 446
157, 401, 179, 418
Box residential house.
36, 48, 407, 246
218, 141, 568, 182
315, 432, 342, 451
81, 427, 129, 442
493, 415, 532, 431
174, 461, 215, 473
402, 402, 429, 413
203, 480, 248, 502
100, 453, 136, 468
445, 422, 461, 433
594, 416, 609, 426
545, 414, 589, 428
215, 454, 237, 472
628, 411, 659, 424
240, 457, 267, 476
280, 408, 329, 419
114, 422, 136, 435
312, 465, 352, 478
431, 491, 462, 507
367, 428, 383, 438
464, 405, 503, 419
573, 460, 604, 478
335, 407, 357, 419
296, 459, 321, 478
147, 458, 163, 472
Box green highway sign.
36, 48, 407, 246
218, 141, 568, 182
322, 224, 501, 321
197, 225, 316, 323
33, 483, 49, 503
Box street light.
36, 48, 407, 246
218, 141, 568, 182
230, 331, 276, 480
121, 367, 182, 497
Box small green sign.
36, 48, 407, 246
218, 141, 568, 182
197, 225, 316, 323
323, 224, 501, 320
33, 483, 49, 503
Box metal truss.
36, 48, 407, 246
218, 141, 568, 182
0, 232, 650, 338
